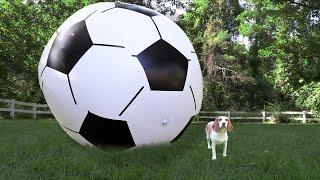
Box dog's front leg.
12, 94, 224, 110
223, 141, 228, 157
211, 142, 216, 160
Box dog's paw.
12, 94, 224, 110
207, 146, 211, 149
223, 154, 227, 157
212, 156, 216, 160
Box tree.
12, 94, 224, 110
180, 0, 264, 110
238, 0, 320, 114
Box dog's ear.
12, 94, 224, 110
213, 117, 220, 132
227, 118, 233, 132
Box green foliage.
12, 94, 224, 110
181, 0, 275, 111
236, 0, 320, 112
273, 113, 290, 123
294, 82, 320, 117
179, 0, 213, 54
0, 0, 93, 102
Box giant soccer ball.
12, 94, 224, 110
38, 2, 203, 149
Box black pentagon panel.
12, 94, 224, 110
79, 112, 135, 148
171, 116, 195, 142
115, 2, 160, 17
47, 20, 93, 74
137, 39, 189, 91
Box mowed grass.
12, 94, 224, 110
0, 119, 320, 179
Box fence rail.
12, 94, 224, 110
0, 98, 51, 119
1, 98, 319, 123
196, 110, 320, 123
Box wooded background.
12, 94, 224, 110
0, 0, 319, 116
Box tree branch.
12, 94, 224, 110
287, 0, 317, 10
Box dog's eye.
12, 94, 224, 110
219, 119, 222, 121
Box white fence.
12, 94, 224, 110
0, 98, 51, 119
1, 98, 319, 123
196, 111, 320, 123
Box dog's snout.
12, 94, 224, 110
222, 122, 226, 126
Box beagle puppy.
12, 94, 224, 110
205, 116, 233, 160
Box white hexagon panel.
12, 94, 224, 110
38, 2, 203, 149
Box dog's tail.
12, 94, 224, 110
205, 121, 214, 139
205, 124, 210, 140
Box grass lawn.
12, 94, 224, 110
0, 119, 319, 179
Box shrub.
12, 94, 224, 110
294, 82, 320, 118
273, 114, 290, 123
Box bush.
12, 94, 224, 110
294, 82, 320, 118
273, 114, 290, 123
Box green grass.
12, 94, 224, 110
0, 119, 320, 179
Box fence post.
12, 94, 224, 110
10, 99, 15, 119
32, 103, 37, 119
302, 111, 307, 124
262, 111, 266, 123
227, 111, 231, 119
